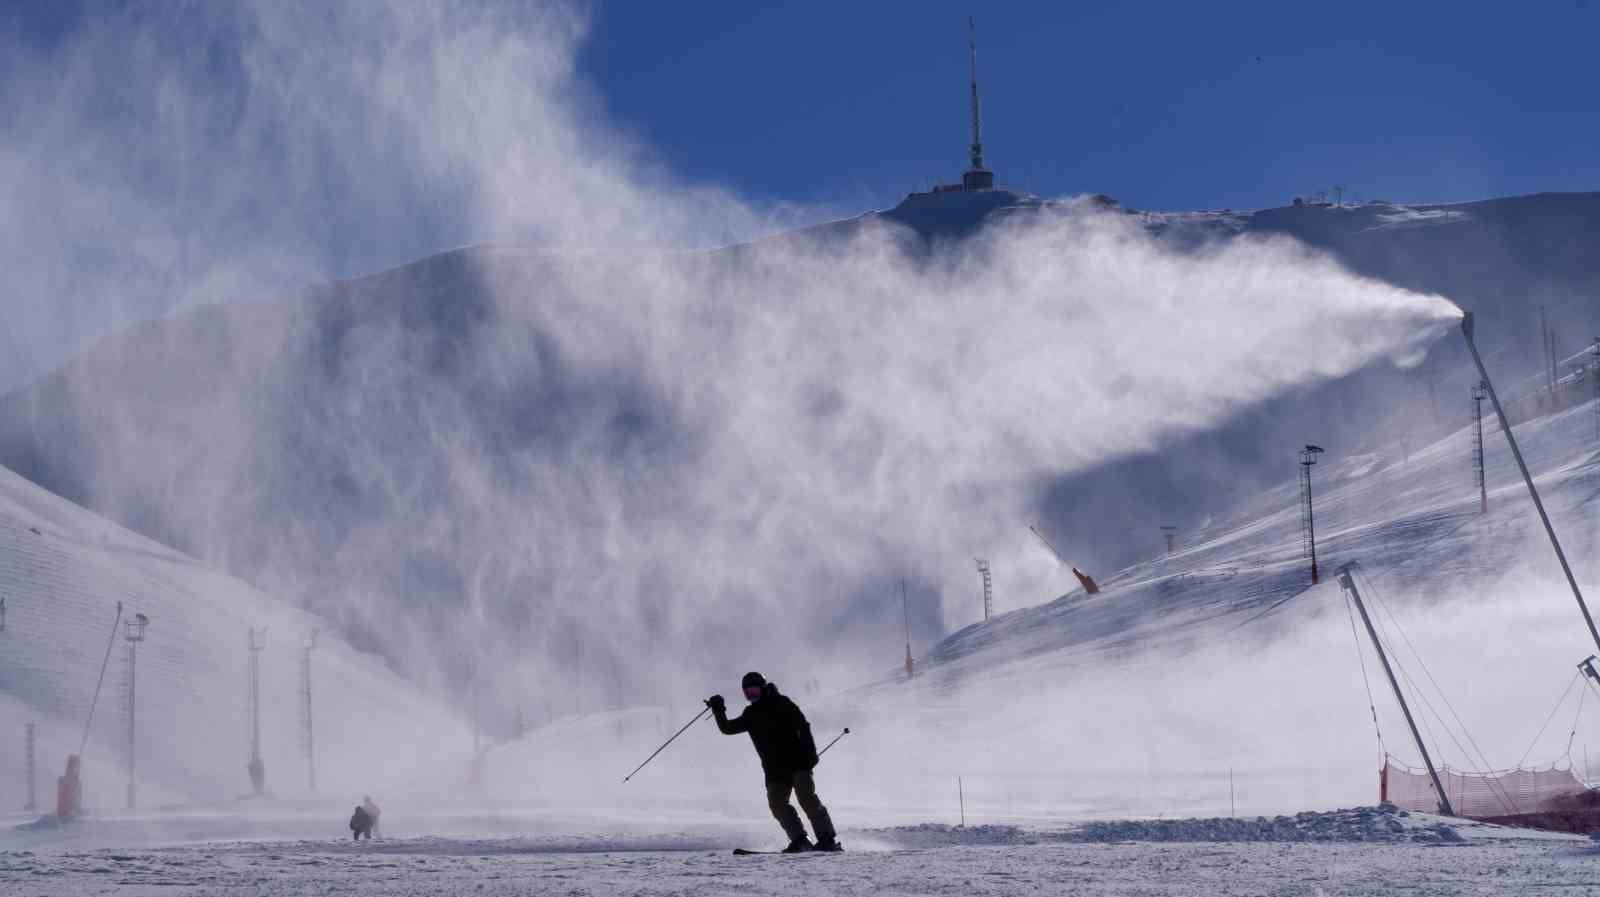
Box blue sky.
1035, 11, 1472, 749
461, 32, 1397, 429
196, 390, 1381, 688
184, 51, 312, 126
4, 0, 1596, 225
0, 0, 1594, 333
580, 0, 1599, 212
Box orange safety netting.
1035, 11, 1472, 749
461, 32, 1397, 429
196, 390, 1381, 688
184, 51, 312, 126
1381, 756, 1589, 818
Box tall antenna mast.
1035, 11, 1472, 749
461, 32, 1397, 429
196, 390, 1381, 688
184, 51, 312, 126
968, 17, 983, 173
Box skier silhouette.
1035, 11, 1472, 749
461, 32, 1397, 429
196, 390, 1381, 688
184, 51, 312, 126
707, 671, 839, 852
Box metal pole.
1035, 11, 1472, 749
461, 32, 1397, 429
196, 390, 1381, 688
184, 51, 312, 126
251, 641, 260, 765
80, 601, 123, 756
1299, 447, 1324, 584
1541, 306, 1553, 393
247, 627, 266, 796
302, 631, 317, 793
1471, 382, 1488, 514
1306, 470, 1318, 584
975, 559, 993, 622
1461, 313, 1600, 656
902, 580, 914, 680
622, 706, 710, 782
1591, 337, 1599, 442
126, 638, 136, 809
817, 727, 851, 759
25, 722, 37, 812
1338, 566, 1455, 816
959, 776, 965, 827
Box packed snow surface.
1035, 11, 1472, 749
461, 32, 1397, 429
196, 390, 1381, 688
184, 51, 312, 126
2, 806, 1594, 896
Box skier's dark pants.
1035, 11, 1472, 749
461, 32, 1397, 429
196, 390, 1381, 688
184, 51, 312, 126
766, 769, 835, 844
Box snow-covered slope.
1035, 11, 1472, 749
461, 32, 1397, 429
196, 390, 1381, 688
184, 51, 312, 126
0, 462, 470, 814
424, 383, 1600, 833
782, 385, 1600, 822
0, 190, 1594, 756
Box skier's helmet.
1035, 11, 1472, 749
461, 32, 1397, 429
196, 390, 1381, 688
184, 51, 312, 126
741, 671, 766, 700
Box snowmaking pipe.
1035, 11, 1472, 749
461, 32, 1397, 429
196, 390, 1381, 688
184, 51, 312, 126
818, 727, 850, 759
79, 601, 123, 756
1460, 312, 1600, 656
622, 706, 711, 783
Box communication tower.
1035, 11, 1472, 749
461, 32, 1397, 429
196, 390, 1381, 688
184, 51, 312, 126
962, 18, 993, 191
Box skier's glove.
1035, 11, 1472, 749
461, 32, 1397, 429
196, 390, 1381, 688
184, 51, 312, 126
705, 694, 726, 713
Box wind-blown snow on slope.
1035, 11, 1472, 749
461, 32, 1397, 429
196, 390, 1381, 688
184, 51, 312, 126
0, 462, 469, 812
758, 390, 1600, 823
0, 200, 1462, 721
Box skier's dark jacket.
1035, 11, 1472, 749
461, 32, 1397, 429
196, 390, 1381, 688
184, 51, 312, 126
712, 682, 820, 779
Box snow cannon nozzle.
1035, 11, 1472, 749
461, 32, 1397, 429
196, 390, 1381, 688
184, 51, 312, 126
1460, 311, 1475, 341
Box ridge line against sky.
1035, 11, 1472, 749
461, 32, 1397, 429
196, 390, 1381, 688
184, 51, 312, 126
1, 0, 1594, 396
579, 1, 1599, 214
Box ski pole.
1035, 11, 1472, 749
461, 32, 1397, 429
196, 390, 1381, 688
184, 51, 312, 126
622, 706, 711, 783
817, 727, 850, 759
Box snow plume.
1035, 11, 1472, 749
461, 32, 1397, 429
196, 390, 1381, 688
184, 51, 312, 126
0, 1, 800, 391
0, 2, 1462, 762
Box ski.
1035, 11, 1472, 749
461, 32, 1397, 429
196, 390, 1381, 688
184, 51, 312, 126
732, 844, 843, 856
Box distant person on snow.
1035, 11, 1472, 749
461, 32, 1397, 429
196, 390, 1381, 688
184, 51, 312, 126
707, 671, 839, 853
361, 795, 382, 838
349, 805, 373, 841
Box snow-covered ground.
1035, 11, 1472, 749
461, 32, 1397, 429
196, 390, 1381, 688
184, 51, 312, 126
2, 806, 1595, 896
